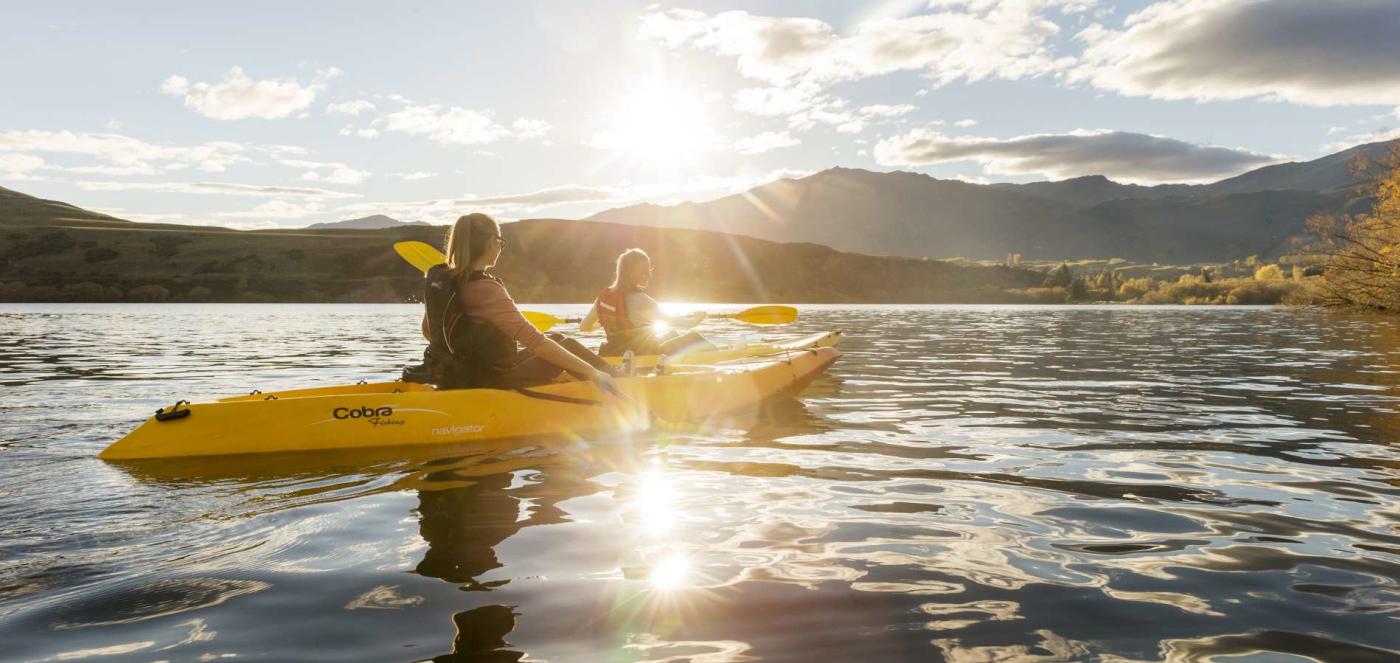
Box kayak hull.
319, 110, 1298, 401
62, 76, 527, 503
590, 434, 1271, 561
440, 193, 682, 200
100, 347, 840, 460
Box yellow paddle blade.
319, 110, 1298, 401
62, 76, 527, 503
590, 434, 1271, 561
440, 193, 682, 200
521, 310, 562, 332
721, 305, 798, 325
393, 241, 446, 274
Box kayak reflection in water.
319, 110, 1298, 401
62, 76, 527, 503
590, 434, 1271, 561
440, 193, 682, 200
581, 248, 718, 358
417, 213, 622, 396
415, 469, 547, 662
412, 452, 596, 662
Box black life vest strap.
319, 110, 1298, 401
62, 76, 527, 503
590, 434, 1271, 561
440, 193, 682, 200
513, 387, 602, 406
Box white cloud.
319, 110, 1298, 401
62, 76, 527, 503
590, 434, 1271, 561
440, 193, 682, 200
161, 66, 338, 120
731, 131, 800, 154
383, 104, 509, 145
320, 167, 370, 185
0, 153, 45, 174
75, 180, 360, 198
393, 171, 436, 181
1322, 126, 1400, 153
278, 158, 371, 185
219, 200, 325, 219
510, 118, 553, 140
0, 130, 254, 173
833, 103, 922, 133
326, 100, 376, 116
340, 125, 381, 139
1074, 0, 1400, 106
734, 85, 823, 116
640, 3, 1077, 108
278, 158, 342, 169
59, 164, 158, 176
640, 4, 1088, 142
955, 119, 979, 127
330, 184, 623, 224
874, 127, 1283, 183
858, 104, 917, 118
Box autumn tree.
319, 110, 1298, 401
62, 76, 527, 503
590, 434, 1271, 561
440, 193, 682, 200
1307, 146, 1400, 311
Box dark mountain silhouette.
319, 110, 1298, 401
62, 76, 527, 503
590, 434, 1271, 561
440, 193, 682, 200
0, 196, 1041, 303
305, 214, 425, 230
588, 139, 1396, 262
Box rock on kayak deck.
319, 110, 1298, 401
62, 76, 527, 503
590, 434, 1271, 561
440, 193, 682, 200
99, 346, 841, 460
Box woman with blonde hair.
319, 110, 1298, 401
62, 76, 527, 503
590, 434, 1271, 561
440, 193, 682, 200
420, 213, 621, 393
580, 248, 716, 357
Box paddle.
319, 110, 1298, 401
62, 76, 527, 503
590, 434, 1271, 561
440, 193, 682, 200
394, 241, 445, 274
710, 305, 798, 325
522, 306, 795, 332
392, 241, 799, 330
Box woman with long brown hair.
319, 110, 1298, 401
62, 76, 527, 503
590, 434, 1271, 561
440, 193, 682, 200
421, 213, 620, 393
580, 247, 715, 357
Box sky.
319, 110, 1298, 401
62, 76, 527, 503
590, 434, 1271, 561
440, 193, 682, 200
3, 0, 1400, 229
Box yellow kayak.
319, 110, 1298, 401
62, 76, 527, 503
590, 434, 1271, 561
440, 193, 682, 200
100, 346, 841, 460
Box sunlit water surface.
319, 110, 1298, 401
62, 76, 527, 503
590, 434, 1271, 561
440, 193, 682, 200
2, 304, 1399, 662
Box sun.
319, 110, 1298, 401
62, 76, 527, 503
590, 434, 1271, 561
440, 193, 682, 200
592, 80, 716, 169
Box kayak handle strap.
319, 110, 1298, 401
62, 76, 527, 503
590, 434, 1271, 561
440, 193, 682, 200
155, 400, 192, 422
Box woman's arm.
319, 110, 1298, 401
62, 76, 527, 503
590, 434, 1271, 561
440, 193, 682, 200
532, 337, 604, 377
579, 300, 600, 332
421, 312, 431, 341
466, 280, 619, 386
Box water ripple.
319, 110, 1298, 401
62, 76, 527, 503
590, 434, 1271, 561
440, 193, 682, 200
1, 303, 1398, 661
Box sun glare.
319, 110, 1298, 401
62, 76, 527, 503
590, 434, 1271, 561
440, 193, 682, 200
649, 553, 691, 590
635, 468, 677, 535
593, 81, 715, 169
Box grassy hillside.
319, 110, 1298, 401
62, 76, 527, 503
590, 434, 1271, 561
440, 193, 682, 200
0, 208, 1045, 303
0, 185, 125, 224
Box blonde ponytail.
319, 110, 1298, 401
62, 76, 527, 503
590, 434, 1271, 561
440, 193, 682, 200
610, 248, 650, 290
443, 213, 500, 276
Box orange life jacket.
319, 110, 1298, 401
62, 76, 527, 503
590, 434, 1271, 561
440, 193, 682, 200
595, 287, 640, 335
595, 287, 655, 356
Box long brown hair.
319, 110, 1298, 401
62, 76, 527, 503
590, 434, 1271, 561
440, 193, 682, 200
443, 213, 500, 278
610, 248, 650, 290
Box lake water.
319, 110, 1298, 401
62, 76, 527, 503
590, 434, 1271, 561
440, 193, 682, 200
2, 304, 1398, 662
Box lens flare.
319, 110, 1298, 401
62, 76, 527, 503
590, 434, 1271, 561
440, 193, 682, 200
649, 553, 691, 590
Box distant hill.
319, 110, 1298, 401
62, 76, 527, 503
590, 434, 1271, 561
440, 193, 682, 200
589, 139, 1397, 262
1200, 140, 1393, 196
305, 214, 425, 230
0, 185, 126, 225
0, 193, 1042, 303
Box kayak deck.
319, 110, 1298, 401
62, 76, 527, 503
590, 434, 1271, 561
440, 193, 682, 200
216, 329, 842, 403
101, 346, 841, 460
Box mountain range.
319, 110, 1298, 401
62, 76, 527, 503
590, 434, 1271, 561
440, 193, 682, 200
304, 214, 426, 230
588, 139, 1395, 262
2, 138, 1394, 273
